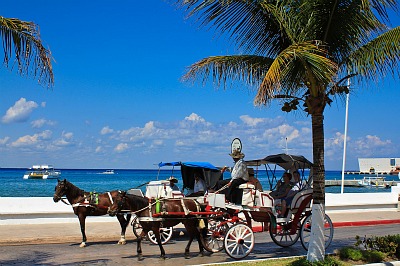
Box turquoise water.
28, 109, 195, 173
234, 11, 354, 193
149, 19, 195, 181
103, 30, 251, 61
0, 168, 396, 197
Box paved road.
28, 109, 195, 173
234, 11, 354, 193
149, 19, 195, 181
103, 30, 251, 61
0, 224, 398, 266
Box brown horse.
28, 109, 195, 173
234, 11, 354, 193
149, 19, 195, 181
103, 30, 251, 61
108, 191, 207, 260
53, 179, 131, 247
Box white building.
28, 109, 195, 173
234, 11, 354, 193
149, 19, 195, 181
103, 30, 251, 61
358, 158, 400, 174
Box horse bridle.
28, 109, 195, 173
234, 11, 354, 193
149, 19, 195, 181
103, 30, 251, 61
54, 182, 70, 205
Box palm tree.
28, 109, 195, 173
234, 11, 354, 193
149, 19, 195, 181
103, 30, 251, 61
171, 0, 400, 261
0, 16, 54, 87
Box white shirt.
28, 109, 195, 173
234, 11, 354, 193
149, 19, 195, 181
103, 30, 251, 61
230, 159, 249, 182
194, 178, 206, 193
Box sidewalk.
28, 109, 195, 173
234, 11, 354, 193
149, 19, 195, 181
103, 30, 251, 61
1, 209, 400, 246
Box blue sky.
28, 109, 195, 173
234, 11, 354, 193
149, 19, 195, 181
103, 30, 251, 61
1, 1, 399, 170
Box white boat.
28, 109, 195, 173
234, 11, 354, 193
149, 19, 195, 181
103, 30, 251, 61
23, 165, 61, 179
357, 176, 389, 188
100, 170, 115, 174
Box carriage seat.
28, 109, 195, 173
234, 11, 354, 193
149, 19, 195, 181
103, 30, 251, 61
127, 189, 144, 197
171, 191, 184, 198
145, 180, 171, 199
257, 191, 274, 208
236, 183, 254, 206
289, 188, 312, 214
238, 183, 255, 189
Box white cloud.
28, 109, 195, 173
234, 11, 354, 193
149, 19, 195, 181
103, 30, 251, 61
9, 130, 52, 148
239, 115, 265, 126
185, 113, 205, 122
31, 118, 56, 128
114, 143, 129, 152
95, 146, 102, 153
180, 113, 211, 127
2, 98, 39, 123
63, 132, 73, 140
0, 137, 10, 145
352, 135, 392, 156
53, 132, 74, 147
100, 126, 114, 135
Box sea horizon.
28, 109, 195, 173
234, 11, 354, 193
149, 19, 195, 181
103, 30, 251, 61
1, 168, 398, 198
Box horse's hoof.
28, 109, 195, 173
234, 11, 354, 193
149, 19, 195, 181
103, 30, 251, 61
79, 242, 87, 248
118, 240, 127, 245
159, 255, 166, 260
137, 254, 143, 261
185, 253, 190, 259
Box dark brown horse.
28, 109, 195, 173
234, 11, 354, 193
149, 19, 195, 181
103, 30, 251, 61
108, 191, 207, 260
53, 179, 131, 247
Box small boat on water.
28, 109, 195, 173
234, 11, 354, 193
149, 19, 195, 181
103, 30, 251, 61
99, 170, 115, 174
357, 176, 390, 188
389, 166, 400, 177
23, 165, 61, 179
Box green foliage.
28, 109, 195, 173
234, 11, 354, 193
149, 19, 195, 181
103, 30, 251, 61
363, 250, 385, 263
355, 234, 400, 259
339, 247, 363, 261
288, 257, 343, 266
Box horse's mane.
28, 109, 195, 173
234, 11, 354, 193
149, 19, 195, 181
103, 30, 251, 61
125, 193, 149, 210
64, 179, 85, 198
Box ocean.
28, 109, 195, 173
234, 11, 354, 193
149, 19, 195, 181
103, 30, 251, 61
0, 168, 397, 197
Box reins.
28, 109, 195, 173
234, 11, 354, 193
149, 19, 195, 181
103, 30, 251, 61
57, 184, 114, 210
60, 197, 70, 205
214, 183, 229, 194
119, 195, 157, 215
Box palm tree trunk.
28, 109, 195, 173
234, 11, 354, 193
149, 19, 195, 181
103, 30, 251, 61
311, 112, 325, 205
307, 112, 326, 261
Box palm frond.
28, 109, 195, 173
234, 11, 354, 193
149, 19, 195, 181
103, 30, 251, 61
182, 54, 274, 89
0, 16, 54, 87
255, 42, 338, 105
174, 0, 294, 57
347, 26, 400, 81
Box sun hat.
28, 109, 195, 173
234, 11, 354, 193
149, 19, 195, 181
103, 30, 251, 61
229, 149, 245, 159
247, 168, 255, 176
167, 176, 178, 183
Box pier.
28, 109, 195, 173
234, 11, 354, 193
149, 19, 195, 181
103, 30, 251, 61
325, 179, 400, 187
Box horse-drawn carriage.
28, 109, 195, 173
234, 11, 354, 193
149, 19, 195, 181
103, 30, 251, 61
203, 153, 334, 259
108, 154, 334, 260
126, 161, 223, 246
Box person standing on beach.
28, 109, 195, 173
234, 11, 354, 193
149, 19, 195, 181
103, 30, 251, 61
221, 149, 249, 203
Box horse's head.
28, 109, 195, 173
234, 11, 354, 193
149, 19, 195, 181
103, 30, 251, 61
108, 191, 127, 216
53, 179, 68, 202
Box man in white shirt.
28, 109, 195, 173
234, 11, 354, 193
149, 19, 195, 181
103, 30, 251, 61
221, 149, 249, 204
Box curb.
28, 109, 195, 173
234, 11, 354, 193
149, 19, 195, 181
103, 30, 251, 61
251, 219, 400, 232
333, 219, 400, 227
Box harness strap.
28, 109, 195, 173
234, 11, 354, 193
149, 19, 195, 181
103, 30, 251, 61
181, 198, 190, 215
107, 192, 113, 204
60, 198, 70, 205
127, 200, 156, 215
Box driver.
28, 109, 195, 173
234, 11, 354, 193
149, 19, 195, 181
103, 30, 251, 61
221, 149, 249, 204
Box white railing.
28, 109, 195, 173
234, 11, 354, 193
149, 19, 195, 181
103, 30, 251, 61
1, 185, 399, 225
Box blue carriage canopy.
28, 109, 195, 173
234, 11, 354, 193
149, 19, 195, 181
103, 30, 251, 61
158, 161, 222, 191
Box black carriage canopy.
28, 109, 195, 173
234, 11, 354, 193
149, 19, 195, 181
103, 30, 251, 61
245, 153, 313, 190
158, 161, 223, 191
